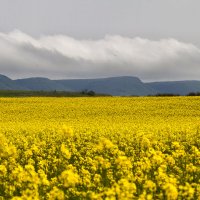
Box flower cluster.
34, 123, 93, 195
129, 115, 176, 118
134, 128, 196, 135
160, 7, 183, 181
0, 97, 200, 199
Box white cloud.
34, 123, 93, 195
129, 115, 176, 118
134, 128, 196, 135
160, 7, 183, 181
0, 30, 200, 81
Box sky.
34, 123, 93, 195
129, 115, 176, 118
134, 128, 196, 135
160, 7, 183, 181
0, 0, 200, 81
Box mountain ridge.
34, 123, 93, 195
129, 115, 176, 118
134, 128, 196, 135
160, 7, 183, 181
146, 80, 200, 95
1, 74, 200, 96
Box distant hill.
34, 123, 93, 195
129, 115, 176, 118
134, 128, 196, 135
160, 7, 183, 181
56, 76, 156, 96
1, 74, 200, 96
0, 74, 157, 96
15, 77, 72, 91
0, 74, 26, 90
146, 81, 200, 95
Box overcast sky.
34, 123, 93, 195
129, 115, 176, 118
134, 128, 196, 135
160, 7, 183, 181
0, 0, 200, 81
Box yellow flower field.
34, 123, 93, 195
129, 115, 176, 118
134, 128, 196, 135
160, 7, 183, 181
0, 97, 200, 199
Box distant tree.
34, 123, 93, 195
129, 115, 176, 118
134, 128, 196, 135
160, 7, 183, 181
150, 93, 180, 97
87, 90, 95, 96
81, 89, 95, 96
187, 92, 200, 96
81, 89, 88, 95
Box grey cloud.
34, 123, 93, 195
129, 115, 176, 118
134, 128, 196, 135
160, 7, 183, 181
0, 30, 200, 81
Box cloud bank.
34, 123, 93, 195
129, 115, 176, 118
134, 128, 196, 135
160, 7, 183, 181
0, 30, 200, 81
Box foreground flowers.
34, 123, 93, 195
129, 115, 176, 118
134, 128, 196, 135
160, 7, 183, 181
0, 97, 200, 199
